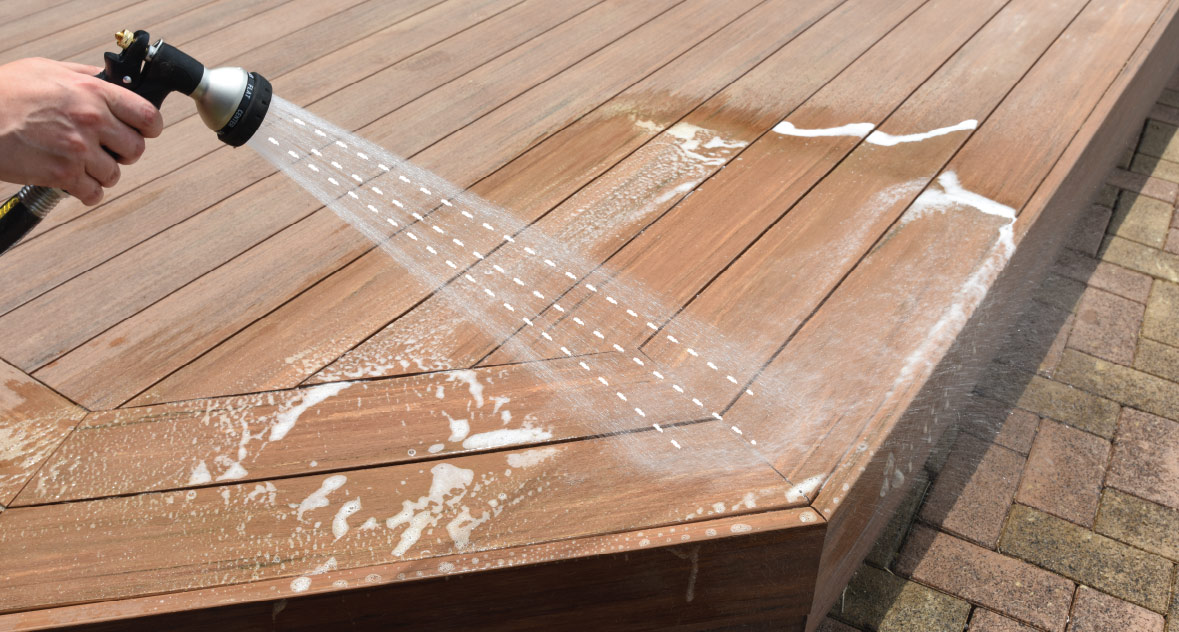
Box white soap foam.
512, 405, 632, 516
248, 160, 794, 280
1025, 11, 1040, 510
865, 119, 977, 146
443, 411, 470, 442
387, 463, 475, 557
270, 381, 353, 441
446, 506, 490, 550
462, 427, 553, 450
187, 460, 212, 485
296, 474, 347, 521
505, 446, 560, 468
772, 121, 875, 138
446, 370, 484, 408
332, 498, 362, 540
785, 474, 826, 503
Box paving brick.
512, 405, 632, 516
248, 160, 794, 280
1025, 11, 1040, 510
1056, 248, 1153, 304
992, 299, 1073, 377
958, 397, 1040, 455
1015, 419, 1110, 527
1109, 192, 1173, 248
919, 433, 1025, 548
970, 609, 1041, 632
1095, 488, 1179, 561
1099, 235, 1179, 283
867, 469, 929, 568
1166, 228, 1179, 255
1068, 585, 1165, 632
1107, 168, 1179, 205
1066, 287, 1145, 365
1131, 153, 1179, 186
897, 523, 1074, 631
1039, 312, 1075, 378
1144, 280, 1179, 347
1140, 120, 1179, 162
1169, 573, 1178, 632
1107, 408, 1179, 510
1036, 273, 1089, 313
1000, 504, 1173, 613
978, 371, 1119, 439
834, 564, 969, 632
1069, 204, 1115, 255
1134, 338, 1179, 384
1055, 349, 1179, 425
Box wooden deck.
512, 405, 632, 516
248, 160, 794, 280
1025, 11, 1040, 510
1, 0, 1177, 629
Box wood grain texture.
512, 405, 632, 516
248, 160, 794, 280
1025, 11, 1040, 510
136, 0, 856, 404
0, 0, 144, 60
0, 0, 555, 368
12, 0, 442, 240
0, 0, 1175, 627
0, 360, 86, 507
0, 420, 798, 614
17, 353, 709, 505
31, 0, 757, 409
0, 507, 824, 632
0, 0, 220, 65
0, 0, 512, 318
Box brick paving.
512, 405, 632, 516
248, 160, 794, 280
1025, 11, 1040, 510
824, 76, 1179, 631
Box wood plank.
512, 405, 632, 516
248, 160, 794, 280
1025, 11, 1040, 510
0, 0, 375, 204
596, 0, 1095, 441
806, 2, 1179, 624
316, 0, 1010, 385
0, 0, 74, 25
30, 0, 760, 410
746, 0, 1174, 487
0, 0, 142, 58
0, 507, 823, 631
0, 420, 794, 613
11, 0, 442, 238
139, 0, 913, 405
0, 0, 567, 369
16, 353, 718, 505
0, 360, 86, 507
0, 0, 464, 297
0, 0, 220, 65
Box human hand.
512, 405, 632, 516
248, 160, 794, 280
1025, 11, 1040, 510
0, 57, 164, 205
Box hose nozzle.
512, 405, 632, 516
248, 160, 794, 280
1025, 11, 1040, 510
104, 29, 271, 146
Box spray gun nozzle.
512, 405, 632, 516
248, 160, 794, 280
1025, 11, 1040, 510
103, 29, 271, 147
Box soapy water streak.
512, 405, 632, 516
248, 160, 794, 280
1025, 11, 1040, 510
222, 102, 1024, 587
249, 97, 792, 461
247, 101, 1015, 477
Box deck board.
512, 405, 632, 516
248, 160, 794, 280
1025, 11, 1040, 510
0, 360, 85, 507
29, 0, 757, 409
0, 0, 553, 368
0, 0, 1176, 628
136, 0, 854, 404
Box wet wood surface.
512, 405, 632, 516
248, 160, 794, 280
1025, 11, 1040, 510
0, 0, 1176, 629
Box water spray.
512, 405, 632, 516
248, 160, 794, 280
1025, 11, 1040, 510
0, 29, 272, 253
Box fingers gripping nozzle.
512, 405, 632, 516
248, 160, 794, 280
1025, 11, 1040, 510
0, 31, 275, 256
106, 29, 271, 146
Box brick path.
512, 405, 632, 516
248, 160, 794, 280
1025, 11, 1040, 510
821, 74, 1179, 632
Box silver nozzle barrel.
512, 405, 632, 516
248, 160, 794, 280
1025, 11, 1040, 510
190, 67, 250, 132
188, 65, 272, 147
